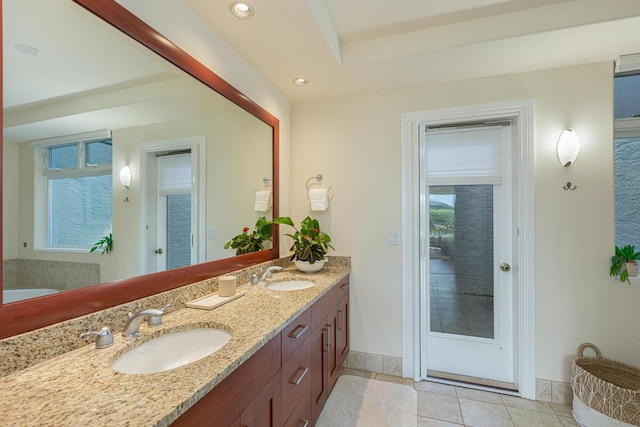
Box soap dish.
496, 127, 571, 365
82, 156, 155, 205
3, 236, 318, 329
186, 291, 245, 310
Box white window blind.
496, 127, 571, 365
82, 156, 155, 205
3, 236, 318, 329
158, 153, 192, 195
425, 126, 507, 186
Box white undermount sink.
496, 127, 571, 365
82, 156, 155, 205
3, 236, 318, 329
111, 328, 231, 374
266, 280, 315, 291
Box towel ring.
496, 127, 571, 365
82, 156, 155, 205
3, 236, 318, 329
305, 174, 332, 200
254, 176, 272, 193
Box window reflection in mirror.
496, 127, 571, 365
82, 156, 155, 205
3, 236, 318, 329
614, 71, 640, 249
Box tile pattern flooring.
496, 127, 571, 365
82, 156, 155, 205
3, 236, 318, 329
340, 368, 579, 427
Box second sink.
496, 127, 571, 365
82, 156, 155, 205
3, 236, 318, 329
266, 280, 315, 291
112, 328, 231, 374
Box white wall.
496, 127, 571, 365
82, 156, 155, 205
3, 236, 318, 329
291, 62, 640, 383
116, 0, 292, 227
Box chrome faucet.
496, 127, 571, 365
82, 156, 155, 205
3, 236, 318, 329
147, 303, 174, 327
122, 308, 164, 338
259, 266, 282, 282
79, 326, 113, 349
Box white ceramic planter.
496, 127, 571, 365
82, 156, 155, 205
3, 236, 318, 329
294, 258, 327, 273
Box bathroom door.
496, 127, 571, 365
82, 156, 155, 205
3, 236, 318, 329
420, 124, 516, 388
145, 151, 198, 273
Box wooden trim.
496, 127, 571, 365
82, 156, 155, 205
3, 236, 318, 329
0, 0, 280, 339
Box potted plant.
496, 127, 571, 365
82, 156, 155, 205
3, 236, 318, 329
273, 216, 334, 272
224, 217, 273, 255
609, 244, 640, 284
90, 233, 113, 255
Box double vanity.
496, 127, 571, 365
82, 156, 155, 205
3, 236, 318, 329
0, 260, 350, 426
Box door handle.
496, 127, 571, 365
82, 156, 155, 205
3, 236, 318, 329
499, 263, 511, 272
154, 248, 163, 254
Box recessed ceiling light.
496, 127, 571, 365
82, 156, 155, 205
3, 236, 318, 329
14, 43, 42, 57
230, 1, 254, 19
293, 78, 309, 86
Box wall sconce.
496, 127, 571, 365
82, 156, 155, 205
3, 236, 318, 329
557, 129, 580, 167
119, 165, 132, 188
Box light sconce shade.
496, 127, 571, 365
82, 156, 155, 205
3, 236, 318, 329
557, 129, 580, 167
120, 165, 132, 188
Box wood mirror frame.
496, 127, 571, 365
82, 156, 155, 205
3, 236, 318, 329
0, 0, 280, 339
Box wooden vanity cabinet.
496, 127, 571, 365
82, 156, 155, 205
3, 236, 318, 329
173, 276, 349, 427
310, 277, 350, 424
172, 336, 281, 427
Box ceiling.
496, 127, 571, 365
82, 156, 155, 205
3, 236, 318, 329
183, 0, 640, 102
3, 0, 239, 143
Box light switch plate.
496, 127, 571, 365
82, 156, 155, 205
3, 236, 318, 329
386, 230, 400, 245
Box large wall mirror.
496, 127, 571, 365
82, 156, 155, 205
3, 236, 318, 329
0, 0, 280, 338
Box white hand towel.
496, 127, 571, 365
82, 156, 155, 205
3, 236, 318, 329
309, 188, 329, 211
254, 190, 272, 212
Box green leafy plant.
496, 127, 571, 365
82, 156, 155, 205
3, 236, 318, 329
609, 244, 640, 284
224, 217, 273, 255
90, 233, 113, 255
273, 216, 334, 263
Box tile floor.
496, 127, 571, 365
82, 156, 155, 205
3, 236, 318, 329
340, 368, 578, 427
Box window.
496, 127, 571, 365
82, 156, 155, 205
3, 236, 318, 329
32, 132, 113, 250
614, 73, 640, 249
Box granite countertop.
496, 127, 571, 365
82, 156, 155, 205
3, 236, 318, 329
0, 265, 350, 427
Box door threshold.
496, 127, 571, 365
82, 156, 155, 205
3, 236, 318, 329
426, 370, 519, 396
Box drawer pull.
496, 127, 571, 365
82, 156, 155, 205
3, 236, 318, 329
299, 420, 309, 427
337, 310, 343, 331
288, 324, 309, 339
327, 324, 333, 349
323, 327, 329, 352
340, 282, 350, 290
289, 366, 309, 385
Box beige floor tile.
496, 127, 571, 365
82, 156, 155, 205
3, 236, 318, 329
340, 368, 375, 379
418, 417, 464, 426
560, 416, 579, 426
415, 381, 458, 396
549, 403, 573, 418
501, 394, 555, 414
376, 372, 414, 386
418, 391, 464, 424
456, 387, 504, 405
459, 398, 514, 427
507, 407, 564, 427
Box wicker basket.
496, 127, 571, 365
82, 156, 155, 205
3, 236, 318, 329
571, 343, 640, 426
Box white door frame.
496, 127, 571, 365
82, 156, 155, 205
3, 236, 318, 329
400, 99, 536, 399
139, 136, 206, 275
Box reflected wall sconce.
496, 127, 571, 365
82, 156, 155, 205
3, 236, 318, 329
120, 165, 132, 188
120, 165, 132, 202
557, 129, 580, 167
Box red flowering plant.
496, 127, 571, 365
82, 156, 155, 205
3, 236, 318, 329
224, 217, 273, 255
273, 216, 333, 263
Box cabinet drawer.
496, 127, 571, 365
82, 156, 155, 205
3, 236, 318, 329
311, 276, 349, 330
284, 385, 312, 427
282, 338, 311, 421
282, 307, 311, 362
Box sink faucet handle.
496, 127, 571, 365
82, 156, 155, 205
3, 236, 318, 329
251, 273, 259, 285
79, 326, 114, 349
148, 303, 174, 327
260, 266, 283, 282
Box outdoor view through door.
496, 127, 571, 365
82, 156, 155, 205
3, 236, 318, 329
422, 124, 515, 388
